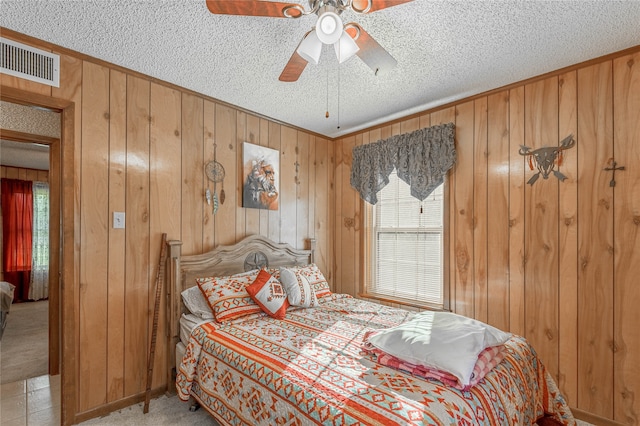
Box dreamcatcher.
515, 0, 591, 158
205, 143, 226, 214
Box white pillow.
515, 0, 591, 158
279, 267, 319, 308
181, 286, 214, 319
366, 311, 511, 386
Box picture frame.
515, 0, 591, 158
242, 142, 280, 210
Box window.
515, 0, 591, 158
365, 170, 444, 309
30, 181, 50, 300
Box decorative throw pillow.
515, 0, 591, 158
196, 270, 262, 323
246, 269, 289, 319
282, 264, 332, 299
279, 267, 319, 308
267, 268, 281, 280
365, 311, 512, 386
181, 286, 214, 319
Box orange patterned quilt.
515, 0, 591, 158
177, 294, 575, 425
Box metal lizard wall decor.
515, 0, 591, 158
518, 134, 576, 185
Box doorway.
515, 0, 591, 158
0, 136, 53, 383
1, 86, 76, 426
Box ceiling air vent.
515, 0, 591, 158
0, 37, 60, 87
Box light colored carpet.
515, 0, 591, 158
0, 300, 49, 384
78, 394, 218, 425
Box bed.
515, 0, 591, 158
1, 281, 16, 340
167, 234, 575, 425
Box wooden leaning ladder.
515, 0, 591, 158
143, 232, 168, 414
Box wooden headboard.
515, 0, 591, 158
165, 234, 315, 384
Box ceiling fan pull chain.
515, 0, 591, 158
326, 66, 330, 118
337, 65, 341, 130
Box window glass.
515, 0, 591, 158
368, 170, 443, 309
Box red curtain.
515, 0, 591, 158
1, 178, 33, 302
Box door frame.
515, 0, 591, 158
1, 86, 77, 426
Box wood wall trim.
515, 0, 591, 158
2, 28, 336, 420
4, 27, 637, 144
1, 20, 323, 422
73, 385, 167, 424
4, 23, 638, 424
0, 85, 70, 111
337, 44, 640, 140
334, 49, 640, 424
572, 407, 626, 426
0, 128, 59, 145
358, 293, 449, 311
0, 27, 329, 142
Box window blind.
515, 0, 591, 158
369, 170, 443, 308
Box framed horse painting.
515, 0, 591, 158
242, 142, 280, 210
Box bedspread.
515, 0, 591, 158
177, 295, 575, 425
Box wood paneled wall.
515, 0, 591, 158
4, 26, 639, 425
0, 166, 49, 280
0, 31, 334, 422
335, 49, 640, 424
0, 166, 49, 182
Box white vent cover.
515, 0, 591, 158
0, 37, 60, 87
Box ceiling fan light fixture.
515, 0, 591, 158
335, 31, 360, 63
316, 10, 343, 45
297, 30, 322, 65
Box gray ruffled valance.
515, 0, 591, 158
350, 122, 456, 204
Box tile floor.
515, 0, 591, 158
0, 375, 60, 426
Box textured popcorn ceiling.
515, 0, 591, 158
1, 1, 639, 138
0, 101, 61, 138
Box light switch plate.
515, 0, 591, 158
113, 212, 125, 229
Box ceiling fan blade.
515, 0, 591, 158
279, 45, 308, 82
345, 23, 397, 75
351, 0, 414, 13
206, 0, 303, 18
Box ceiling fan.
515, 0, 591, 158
205, 0, 414, 82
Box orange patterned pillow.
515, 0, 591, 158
246, 269, 289, 319
196, 270, 262, 323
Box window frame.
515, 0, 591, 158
360, 174, 451, 312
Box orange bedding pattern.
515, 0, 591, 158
177, 295, 575, 425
